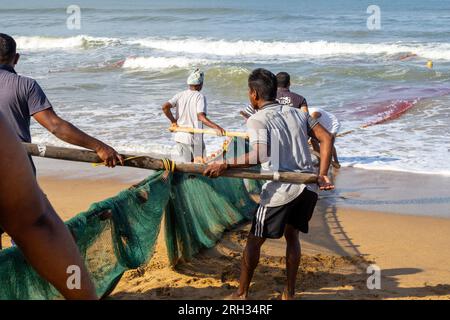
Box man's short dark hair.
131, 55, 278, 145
0, 33, 17, 64
248, 68, 277, 101
276, 72, 290, 88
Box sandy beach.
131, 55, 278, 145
3, 0, 450, 304
3, 159, 448, 300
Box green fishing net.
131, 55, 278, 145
0, 138, 261, 300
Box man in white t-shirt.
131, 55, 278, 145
308, 107, 341, 167
162, 69, 225, 162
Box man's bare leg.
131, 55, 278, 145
331, 135, 340, 168
232, 233, 266, 299
332, 146, 340, 168
282, 224, 301, 300
311, 139, 320, 154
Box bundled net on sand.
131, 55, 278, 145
0, 138, 260, 300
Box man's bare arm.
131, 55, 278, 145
203, 143, 267, 177
0, 117, 97, 299
310, 111, 321, 119
240, 111, 250, 119
309, 123, 334, 190
197, 112, 225, 136
162, 102, 177, 125
33, 108, 123, 167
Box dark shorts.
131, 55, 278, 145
250, 188, 318, 239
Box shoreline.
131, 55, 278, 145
330, 167, 450, 218
34, 157, 450, 218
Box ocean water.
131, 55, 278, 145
2, 0, 450, 175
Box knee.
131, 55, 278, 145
284, 226, 299, 244
247, 234, 266, 250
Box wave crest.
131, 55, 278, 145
15, 35, 120, 50
122, 56, 213, 70
131, 38, 450, 60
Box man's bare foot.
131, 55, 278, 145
225, 291, 248, 300
281, 289, 296, 300
332, 161, 341, 169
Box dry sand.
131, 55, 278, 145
2, 164, 449, 300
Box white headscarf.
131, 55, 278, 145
187, 69, 204, 85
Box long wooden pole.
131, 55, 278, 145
169, 126, 249, 139
23, 143, 317, 185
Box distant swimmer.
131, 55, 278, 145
276, 72, 308, 112
162, 69, 225, 162
309, 107, 341, 168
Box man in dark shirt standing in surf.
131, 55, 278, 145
0, 33, 123, 248
276, 72, 308, 112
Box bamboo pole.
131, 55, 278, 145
23, 143, 317, 185
169, 126, 249, 139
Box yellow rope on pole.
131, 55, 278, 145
161, 158, 175, 173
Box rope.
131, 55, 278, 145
222, 138, 231, 153
161, 158, 176, 173
160, 158, 176, 181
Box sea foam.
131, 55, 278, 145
122, 56, 213, 70
131, 38, 450, 60
15, 35, 120, 50
15, 35, 450, 61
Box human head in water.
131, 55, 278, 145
276, 72, 290, 89
248, 68, 277, 110
187, 68, 204, 91
0, 33, 19, 66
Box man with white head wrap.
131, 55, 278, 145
162, 69, 225, 162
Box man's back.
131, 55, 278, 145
169, 89, 207, 144
0, 66, 52, 143
308, 107, 340, 134
247, 103, 317, 207
276, 87, 307, 109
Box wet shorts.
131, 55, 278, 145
250, 188, 318, 239
176, 142, 206, 163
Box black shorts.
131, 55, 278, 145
250, 188, 318, 239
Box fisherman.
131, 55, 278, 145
0, 33, 123, 248
204, 68, 335, 300
276, 72, 341, 168
276, 72, 308, 112
309, 107, 341, 168
0, 114, 97, 299
239, 104, 256, 120
162, 69, 225, 162
240, 71, 308, 119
